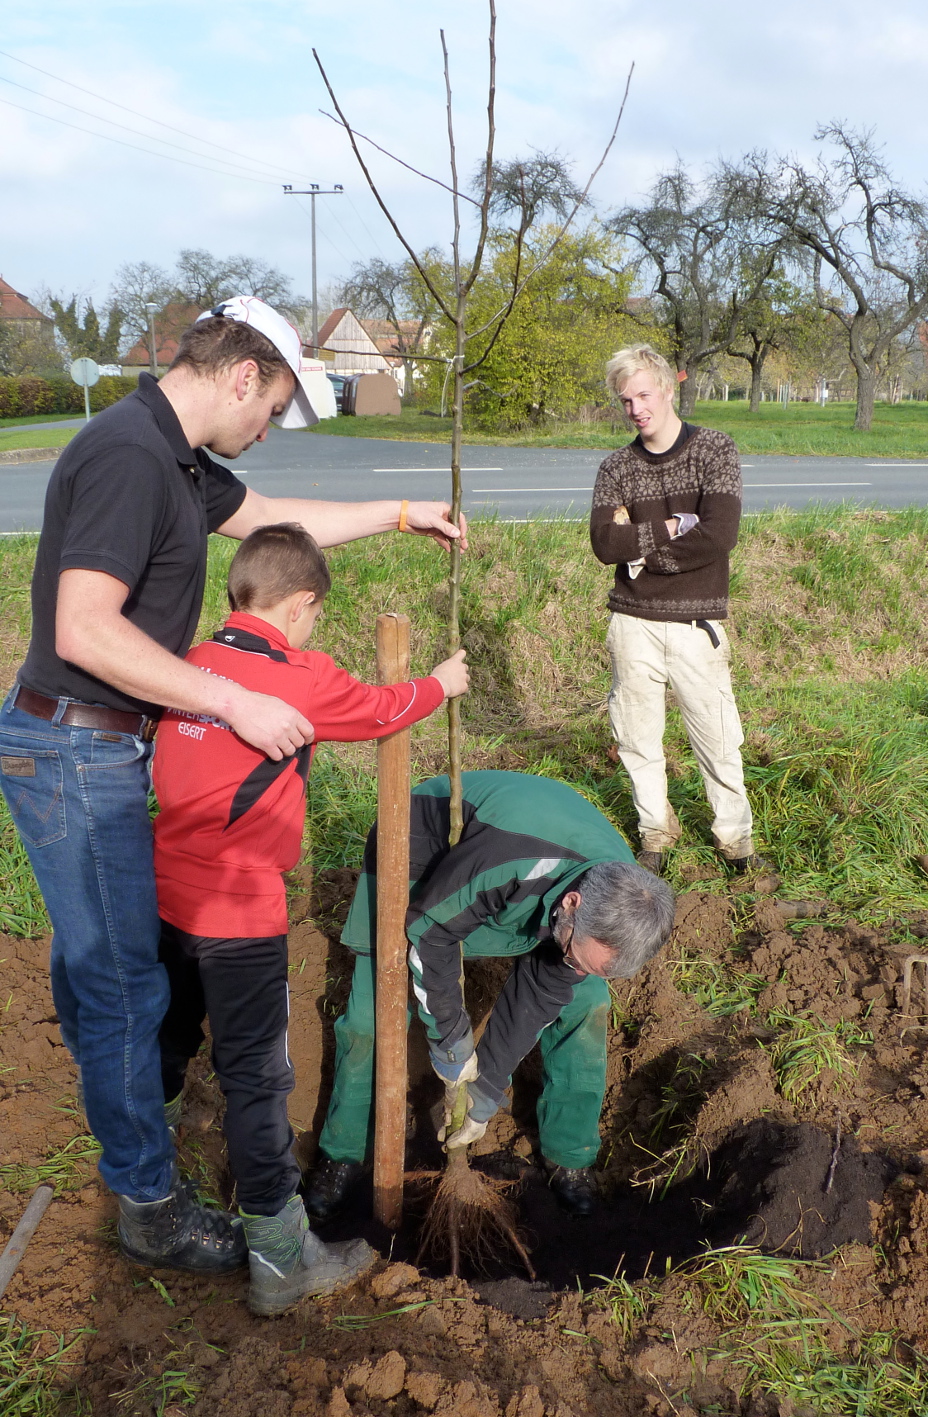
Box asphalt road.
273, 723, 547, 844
3, 428, 928, 533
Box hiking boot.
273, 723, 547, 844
636, 849, 666, 876
546, 1164, 598, 1217
242, 1196, 375, 1317
727, 855, 780, 892
303, 1157, 364, 1223
117, 1169, 246, 1275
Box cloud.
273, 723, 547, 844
2, 0, 928, 306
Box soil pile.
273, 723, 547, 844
2, 888, 928, 1414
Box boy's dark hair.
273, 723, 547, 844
169, 315, 292, 388
227, 523, 332, 612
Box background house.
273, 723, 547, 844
0, 277, 53, 336
316, 308, 404, 387
121, 301, 202, 378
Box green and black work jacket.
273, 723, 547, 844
341, 769, 635, 1108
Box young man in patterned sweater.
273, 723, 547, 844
590, 344, 764, 876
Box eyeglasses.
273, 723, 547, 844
555, 909, 585, 975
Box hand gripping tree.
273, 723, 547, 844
314, 3, 630, 1272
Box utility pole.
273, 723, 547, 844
283, 183, 343, 352
145, 302, 159, 377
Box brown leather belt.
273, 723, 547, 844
14, 685, 159, 742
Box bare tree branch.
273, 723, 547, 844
463, 62, 634, 366
318, 110, 481, 207
461, 3, 497, 298
312, 49, 455, 324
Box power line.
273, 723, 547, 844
343, 192, 391, 261
0, 45, 320, 183
0, 93, 280, 184
0, 72, 292, 184
297, 195, 369, 263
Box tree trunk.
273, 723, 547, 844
749, 354, 765, 413
678, 370, 697, 418
446, 303, 466, 846
854, 366, 876, 431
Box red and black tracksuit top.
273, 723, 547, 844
152, 611, 444, 939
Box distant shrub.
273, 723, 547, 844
0, 374, 136, 419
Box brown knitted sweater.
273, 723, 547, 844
589, 425, 742, 621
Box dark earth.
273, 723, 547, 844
3, 873, 928, 1414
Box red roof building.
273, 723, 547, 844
0, 277, 52, 330
122, 302, 202, 377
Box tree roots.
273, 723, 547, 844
413, 1149, 535, 1280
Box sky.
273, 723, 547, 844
3, 0, 928, 318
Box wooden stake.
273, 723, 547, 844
373, 613, 411, 1229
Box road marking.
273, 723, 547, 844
471, 486, 594, 493
744, 481, 872, 488
864, 463, 928, 467
371, 466, 503, 473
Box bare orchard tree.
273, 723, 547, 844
314, 1, 628, 839
111, 252, 308, 352
608, 164, 787, 418
741, 124, 928, 430
339, 257, 438, 397
108, 261, 173, 348
478, 149, 588, 233
172, 249, 303, 318
726, 271, 818, 411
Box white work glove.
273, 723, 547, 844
438, 1071, 498, 1150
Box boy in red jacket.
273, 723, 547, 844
152, 522, 468, 1315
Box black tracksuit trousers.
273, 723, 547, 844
157, 922, 300, 1216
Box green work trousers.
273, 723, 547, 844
317, 948, 610, 1170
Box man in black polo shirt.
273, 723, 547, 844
0, 296, 462, 1283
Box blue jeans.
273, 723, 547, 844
0, 691, 174, 1199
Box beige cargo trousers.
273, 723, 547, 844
606, 613, 754, 860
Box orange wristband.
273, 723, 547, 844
398, 499, 409, 532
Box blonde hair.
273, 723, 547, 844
605, 344, 677, 399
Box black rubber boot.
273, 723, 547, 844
546, 1164, 598, 1217
303, 1157, 364, 1222
117, 1170, 247, 1274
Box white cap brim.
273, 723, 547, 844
271, 374, 320, 430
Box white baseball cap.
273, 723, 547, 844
196, 294, 319, 428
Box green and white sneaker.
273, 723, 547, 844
241, 1196, 375, 1317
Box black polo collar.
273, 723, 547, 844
135, 373, 200, 468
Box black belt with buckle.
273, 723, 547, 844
14, 685, 159, 742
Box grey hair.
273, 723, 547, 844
571, 861, 675, 979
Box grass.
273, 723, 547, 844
3, 510, 928, 933
0, 415, 82, 428
0, 427, 75, 454
765, 1010, 873, 1102
670, 952, 767, 1018
112, 1345, 204, 1414
686, 1247, 928, 1415
305, 398, 928, 457
0, 1133, 102, 1194
590, 1271, 653, 1342
0, 1316, 88, 1415
591, 1247, 928, 1415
